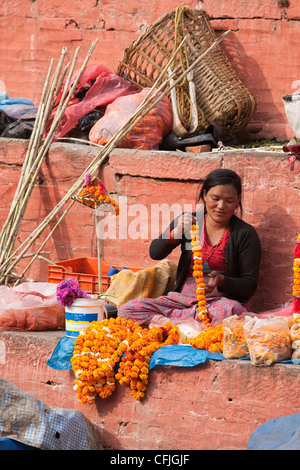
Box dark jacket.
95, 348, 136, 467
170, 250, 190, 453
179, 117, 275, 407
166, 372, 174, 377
149, 213, 261, 304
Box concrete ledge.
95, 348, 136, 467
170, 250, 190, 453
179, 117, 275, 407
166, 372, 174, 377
0, 329, 299, 450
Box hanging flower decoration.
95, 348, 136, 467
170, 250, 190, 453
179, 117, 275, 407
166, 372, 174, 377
56, 277, 90, 307
73, 173, 119, 215
190, 223, 210, 327
71, 318, 180, 404
188, 223, 224, 353
293, 233, 300, 298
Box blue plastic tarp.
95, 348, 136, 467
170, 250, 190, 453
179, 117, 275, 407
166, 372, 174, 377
247, 414, 300, 450
149, 344, 224, 369
47, 336, 75, 370
47, 336, 226, 370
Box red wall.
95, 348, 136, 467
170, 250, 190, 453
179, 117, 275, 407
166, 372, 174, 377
0, 137, 299, 314
0, 0, 299, 140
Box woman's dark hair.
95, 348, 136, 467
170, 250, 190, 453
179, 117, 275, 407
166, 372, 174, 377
196, 168, 243, 216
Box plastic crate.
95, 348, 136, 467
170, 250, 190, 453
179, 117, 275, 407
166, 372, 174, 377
48, 257, 140, 294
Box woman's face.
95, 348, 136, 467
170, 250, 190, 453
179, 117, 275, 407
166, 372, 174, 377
203, 184, 240, 226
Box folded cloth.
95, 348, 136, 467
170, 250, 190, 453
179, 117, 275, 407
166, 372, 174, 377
0, 378, 103, 450
105, 260, 177, 309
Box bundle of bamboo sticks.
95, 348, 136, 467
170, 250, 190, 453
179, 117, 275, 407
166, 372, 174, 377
0, 31, 229, 286
0, 40, 98, 284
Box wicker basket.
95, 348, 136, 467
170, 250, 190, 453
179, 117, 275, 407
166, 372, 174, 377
116, 7, 256, 136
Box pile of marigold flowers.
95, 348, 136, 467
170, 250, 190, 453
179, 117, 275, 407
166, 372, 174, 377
182, 324, 223, 353
76, 173, 119, 215
71, 317, 180, 404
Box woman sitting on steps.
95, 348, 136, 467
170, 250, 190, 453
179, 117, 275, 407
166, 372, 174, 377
117, 168, 262, 327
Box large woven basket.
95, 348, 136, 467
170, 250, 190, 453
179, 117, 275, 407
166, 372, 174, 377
116, 7, 256, 136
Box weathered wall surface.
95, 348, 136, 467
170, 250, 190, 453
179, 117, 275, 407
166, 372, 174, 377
0, 0, 299, 140
0, 137, 299, 313
0, 329, 299, 450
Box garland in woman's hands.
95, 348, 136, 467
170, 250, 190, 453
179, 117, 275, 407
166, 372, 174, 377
190, 223, 210, 327
188, 223, 224, 353
293, 234, 300, 299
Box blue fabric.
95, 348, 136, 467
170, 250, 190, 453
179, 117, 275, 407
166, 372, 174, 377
0, 438, 39, 450
47, 337, 226, 371
247, 413, 300, 450
107, 266, 130, 276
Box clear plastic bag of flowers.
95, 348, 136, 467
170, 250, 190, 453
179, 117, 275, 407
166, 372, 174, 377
222, 314, 250, 359
243, 316, 292, 366
148, 314, 205, 344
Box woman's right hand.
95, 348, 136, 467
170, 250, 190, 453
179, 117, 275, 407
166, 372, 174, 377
171, 213, 196, 240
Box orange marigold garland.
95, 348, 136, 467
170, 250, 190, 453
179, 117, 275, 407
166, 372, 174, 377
71, 318, 180, 403
190, 223, 210, 326
74, 173, 119, 215
293, 233, 300, 299
188, 223, 224, 352
71, 317, 142, 404
116, 322, 180, 401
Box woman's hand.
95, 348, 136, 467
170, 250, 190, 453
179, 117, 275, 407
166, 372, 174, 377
205, 271, 224, 294
171, 213, 196, 240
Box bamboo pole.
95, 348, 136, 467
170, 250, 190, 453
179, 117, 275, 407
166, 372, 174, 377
95, 211, 103, 295
0, 31, 229, 284
0, 39, 98, 280
0, 50, 68, 261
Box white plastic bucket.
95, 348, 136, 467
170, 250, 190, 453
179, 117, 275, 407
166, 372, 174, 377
282, 93, 300, 138
65, 298, 108, 338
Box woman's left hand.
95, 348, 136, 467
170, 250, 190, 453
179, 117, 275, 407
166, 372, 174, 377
205, 271, 224, 294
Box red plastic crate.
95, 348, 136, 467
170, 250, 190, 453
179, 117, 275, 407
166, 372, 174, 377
47, 257, 140, 294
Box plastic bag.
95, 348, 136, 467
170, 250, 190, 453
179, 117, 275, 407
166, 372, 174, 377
243, 316, 292, 366
89, 88, 173, 150
148, 314, 205, 344
289, 313, 300, 341
45, 65, 138, 138
282, 93, 300, 139
290, 313, 300, 364
0, 282, 65, 331
0, 96, 37, 120
222, 315, 250, 359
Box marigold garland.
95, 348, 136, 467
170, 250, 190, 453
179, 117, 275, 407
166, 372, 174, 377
188, 223, 224, 352
293, 233, 300, 298
75, 173, 119, 215
71, 318, 180, 403
71, 317, 142, 404
190, 223, 210, 326
116, 322, 180, 401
